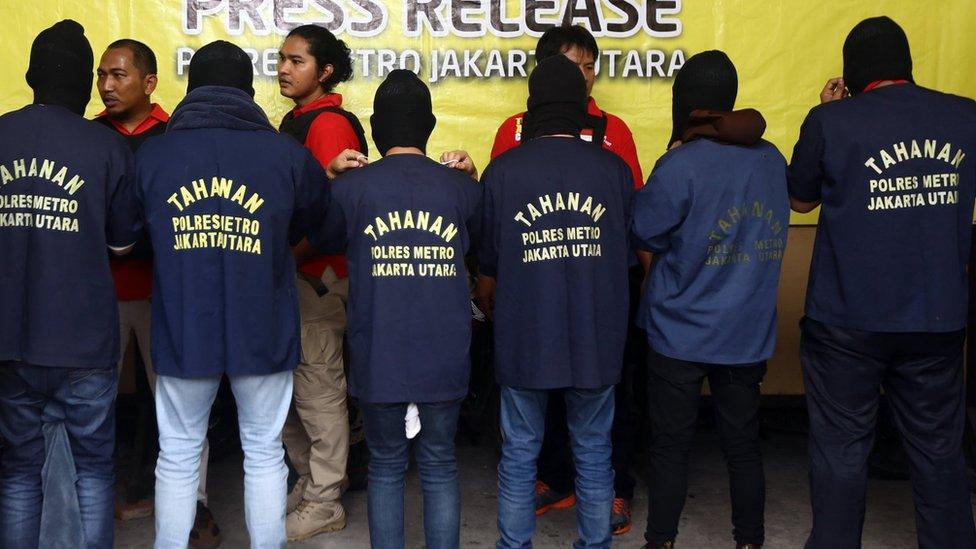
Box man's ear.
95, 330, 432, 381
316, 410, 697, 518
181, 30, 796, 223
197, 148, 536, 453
144, 73, 158, 96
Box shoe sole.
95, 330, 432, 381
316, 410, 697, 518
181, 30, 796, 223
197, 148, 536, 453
287, 519, 347, 541
535, 494, 576, 516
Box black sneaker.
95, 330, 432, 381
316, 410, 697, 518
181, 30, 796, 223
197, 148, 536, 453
535, 480, 575, 516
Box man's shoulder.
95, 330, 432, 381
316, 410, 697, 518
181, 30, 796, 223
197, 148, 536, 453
602, 110, 635, 136
138, 127, 306, 166
799, 87, 976, 143
497, 111, 524, 127
307, 109, 358, 133
665, 138, 783, 168
913, 86, 976, 119
492, 112, 524, 141
45, 110, 131, 154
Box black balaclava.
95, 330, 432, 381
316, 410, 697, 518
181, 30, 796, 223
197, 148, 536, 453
843, 16, 913, 96
369, 69, 436, 156
522, 55, 587, 140
187, 40, 255, 97
669, 50, 738, 148
26, 20, 94, 115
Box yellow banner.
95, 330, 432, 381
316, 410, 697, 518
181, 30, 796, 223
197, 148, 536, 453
1, 1, 974, 224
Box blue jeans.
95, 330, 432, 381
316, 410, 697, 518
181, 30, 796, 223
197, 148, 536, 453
497, 385, 615, 549
153, 372, 293, 549
0, 362, 118, 549
362, 399, 462, 549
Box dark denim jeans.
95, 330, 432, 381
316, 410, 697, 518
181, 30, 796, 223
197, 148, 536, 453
0, 362, 117, 549
497, 385, 615, 549
362, 399, 463, 549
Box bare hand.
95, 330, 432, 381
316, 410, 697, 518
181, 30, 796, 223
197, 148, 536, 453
474, 275, 496, 320
439, 150, 478, 179
820, 77, 849, 104
326, 149, 368, 179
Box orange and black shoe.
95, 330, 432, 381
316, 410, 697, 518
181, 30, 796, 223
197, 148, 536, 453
611, 497, 632, 535
534, 480, 576, 516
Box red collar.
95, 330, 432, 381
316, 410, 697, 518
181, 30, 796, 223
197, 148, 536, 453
97, 103, 169, 136
863, 80, 910, 92
291, 93, 343, 116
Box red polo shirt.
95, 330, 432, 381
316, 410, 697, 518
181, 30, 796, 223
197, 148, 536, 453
99, 103, 169, 136
96, 104, 169, 301
489, 96, 644, 189
290, 93, 362, 279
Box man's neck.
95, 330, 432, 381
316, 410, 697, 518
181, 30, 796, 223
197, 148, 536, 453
114, 102, 154, 132
32, 92, 86, 116
385, 146, 424, 156
295, 88, 327, 108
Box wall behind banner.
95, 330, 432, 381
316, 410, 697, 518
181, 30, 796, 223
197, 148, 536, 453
1, 2, 974, 225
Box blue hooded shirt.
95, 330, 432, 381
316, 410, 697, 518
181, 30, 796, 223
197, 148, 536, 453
135, 86, 329, 378
788, 84, 976, 332
633, 138, 789, 365
0, 104, 140, 368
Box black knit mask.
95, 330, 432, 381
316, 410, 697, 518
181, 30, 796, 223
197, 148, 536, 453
370, 70, 436, 156
187, 41, 255, 97
843, 16, 913, 96
26, 20, 94, 115
670, 50, 738, 149
522, 55, 587, 140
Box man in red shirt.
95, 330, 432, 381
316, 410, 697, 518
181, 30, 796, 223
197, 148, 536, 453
490, 26, 643, 189
94, 39, 221, 548
489, 25, 645, 536
276, 24, 366, 541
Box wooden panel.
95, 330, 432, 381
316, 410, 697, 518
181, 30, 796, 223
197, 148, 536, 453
762, 226, 815, 395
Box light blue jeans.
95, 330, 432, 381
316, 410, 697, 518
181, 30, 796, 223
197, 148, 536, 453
153, 371, 293, 549
497, 385, 615, 549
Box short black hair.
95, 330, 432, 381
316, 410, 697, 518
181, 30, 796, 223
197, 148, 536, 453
106, 38, 157, 76
286, 24, 353, 93
536, 25, 599, 62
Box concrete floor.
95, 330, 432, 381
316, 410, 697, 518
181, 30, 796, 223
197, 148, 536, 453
116, 431, 953, 548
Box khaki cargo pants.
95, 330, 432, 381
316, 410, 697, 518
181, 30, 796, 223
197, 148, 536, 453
281, 268, 350, 504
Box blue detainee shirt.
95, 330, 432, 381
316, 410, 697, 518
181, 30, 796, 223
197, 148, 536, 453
0, 105, 140, 368
315, 154, 481, 403
480, 137, 632, 390
135, 86, 329, 378
788, 84, 976, 332
634, 139, 789, 365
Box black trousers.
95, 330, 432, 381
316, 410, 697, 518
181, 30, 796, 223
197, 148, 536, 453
643, 350, 766, 546
801, 317, 976, 549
